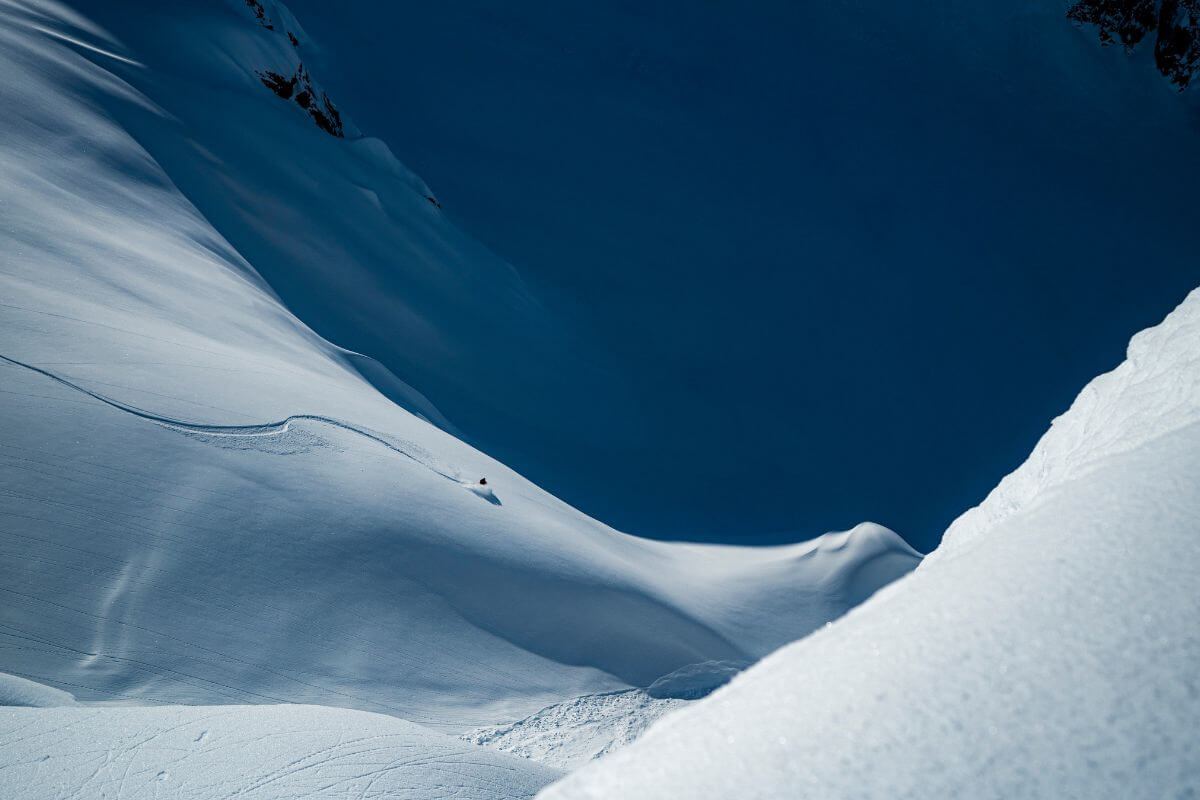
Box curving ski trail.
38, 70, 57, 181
0, 353, 474, 489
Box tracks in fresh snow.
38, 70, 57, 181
0, 353, 469, 487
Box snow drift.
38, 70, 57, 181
539, 290, 1200, 798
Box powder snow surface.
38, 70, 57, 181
0, 703, 560, 800
540, 291, 1200, 798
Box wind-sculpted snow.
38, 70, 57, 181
540, 292, 1200, 798
0, 703, 562, 799
929, 287, 1200, 566
0, 0, 919, 737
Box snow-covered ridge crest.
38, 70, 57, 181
929, 286, 1200, 565
538, 289, 1200, 799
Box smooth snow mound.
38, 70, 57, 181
0, 704, 560, 800
539, 291, 1200, 799
0, 673, 74, 707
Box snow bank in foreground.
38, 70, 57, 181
0, 673, 75, 707
540, 290, 1200, 798
0, 703, 560, 800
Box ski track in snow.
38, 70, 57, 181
0, 353, 474, 490
0, 703, 562, 800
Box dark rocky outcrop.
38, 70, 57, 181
258, 63, 344, 137
245, 0, 274, 30
1069, 0, 1200, 88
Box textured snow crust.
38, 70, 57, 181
463, 690, 686, 771
463, 660, 750, 770
0, 702, 561, 800
540, 291, 1200, 798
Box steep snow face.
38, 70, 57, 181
0, 703, 562, 800
0, 0, 918, 732
539, 290, 1200, 799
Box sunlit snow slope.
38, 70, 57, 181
540, 290, 1200, 798
0, 0, 918, 735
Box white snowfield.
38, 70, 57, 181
0, 0, 917, 746
0, 701, 562, 800
539, 290, 1200, 799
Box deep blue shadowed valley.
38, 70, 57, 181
263, 1, 1197, 552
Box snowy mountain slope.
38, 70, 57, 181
0, 0, 919, 733
61, 0, 638, 492
0, 701, 562, 800
540, 290, 1200, 799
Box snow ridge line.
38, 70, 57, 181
0, 353, 465, 485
